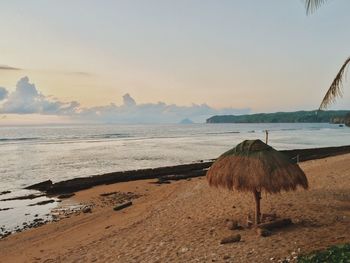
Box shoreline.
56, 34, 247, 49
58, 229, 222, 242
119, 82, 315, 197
25, 144, 350, 195
1, 145, 350, 240
0, 152, 349, 262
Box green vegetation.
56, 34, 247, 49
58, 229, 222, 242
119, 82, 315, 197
332, 113, 350, 126
298, 243, 350, 263
206, 110, 350, 124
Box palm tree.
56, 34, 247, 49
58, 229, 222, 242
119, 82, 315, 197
304, 0, 350, 110
304, 0, 329, 15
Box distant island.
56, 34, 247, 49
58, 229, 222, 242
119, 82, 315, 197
179, 118, 194, 124
206, 110, 350, 125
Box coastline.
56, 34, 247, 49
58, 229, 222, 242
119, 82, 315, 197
0, 152, 349, 262
1, 144, 350, 240
25, 144, 350, 195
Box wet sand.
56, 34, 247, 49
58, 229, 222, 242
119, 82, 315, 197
1, 153, 350, 262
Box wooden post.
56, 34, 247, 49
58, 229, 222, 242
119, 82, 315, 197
253, 190, 261, 224
265, 130, 269, 144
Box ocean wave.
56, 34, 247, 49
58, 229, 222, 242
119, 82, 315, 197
205, 131, 240, 135
0, 133, 132, 144
280, 128, 299, 131
89, 133, 132, 139
0, 137, 40, 142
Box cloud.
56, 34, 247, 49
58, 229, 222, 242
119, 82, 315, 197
0, 65, 21, 71
0, 87, 8, 101
1, 77, 80, 114
77, 95, 250, 123
66, 71, 92, 76
122, 93, 136, 107
0, 76, 250, 123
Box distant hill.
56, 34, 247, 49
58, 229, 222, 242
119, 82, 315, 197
179, 118, 194, 124
206, 110, 350, 124
332, 113, 350, 127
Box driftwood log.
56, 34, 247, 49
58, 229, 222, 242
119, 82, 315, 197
257, 218, 292, 230
256, 228, 272, 237
220, 234, 241, 244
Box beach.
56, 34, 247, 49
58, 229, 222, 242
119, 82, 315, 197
2, 123, 349, 235
1, 153, 349, 262
2, 1, 350, 262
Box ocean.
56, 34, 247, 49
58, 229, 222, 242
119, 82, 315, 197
1, 122, 350, 192
0, 122, 349, 234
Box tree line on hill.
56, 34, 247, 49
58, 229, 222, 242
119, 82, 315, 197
206, 110, 350, 125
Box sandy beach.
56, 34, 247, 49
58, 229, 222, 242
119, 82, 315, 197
1, 153, 350, 263
2, 1, 350, 262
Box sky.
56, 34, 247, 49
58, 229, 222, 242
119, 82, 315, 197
0, 0, 350, 124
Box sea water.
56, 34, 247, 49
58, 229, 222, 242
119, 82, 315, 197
1, 123, 350, 192
0, 123, 349, 234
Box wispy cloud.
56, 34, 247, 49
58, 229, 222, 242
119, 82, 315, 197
0, 77, 250, 123
0, 65, 21, 71
66, 71, 92, 76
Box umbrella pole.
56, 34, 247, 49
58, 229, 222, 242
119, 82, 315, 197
254, 190, 261, 224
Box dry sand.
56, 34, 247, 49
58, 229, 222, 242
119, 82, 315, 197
1, 153, 350, 263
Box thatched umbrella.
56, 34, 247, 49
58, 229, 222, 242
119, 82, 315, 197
207, 139, 308, 225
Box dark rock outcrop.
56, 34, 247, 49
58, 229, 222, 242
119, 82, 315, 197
26, 162, 212, 194
114, 201, 132, 211
28, 199, 55, 206
1, 194, 45, 201
57, 193, 75, 199
24, 145, 350, 195
25, 180, 53, 191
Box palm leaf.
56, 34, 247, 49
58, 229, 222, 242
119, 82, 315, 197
319, 57, 350, 109
304, 1, 350, 110
304, 0, 329, 14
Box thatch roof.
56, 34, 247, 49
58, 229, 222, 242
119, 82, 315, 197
207, 140, 308, 194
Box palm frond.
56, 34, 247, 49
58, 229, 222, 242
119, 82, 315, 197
304, 0, 329, 14
319, 57, 350, 110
